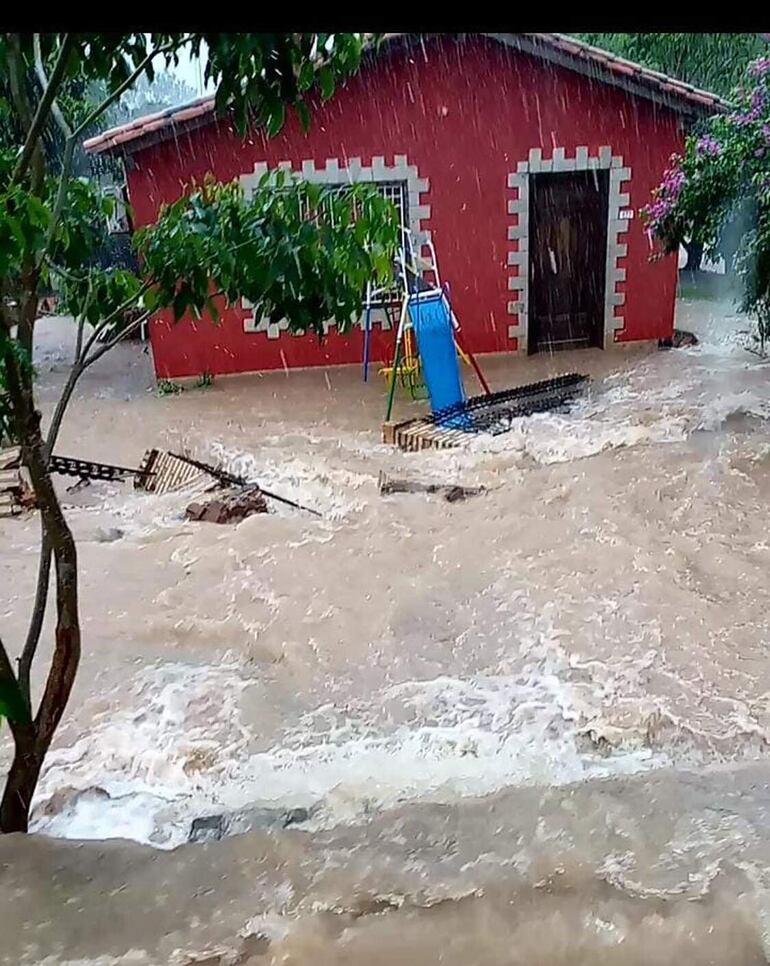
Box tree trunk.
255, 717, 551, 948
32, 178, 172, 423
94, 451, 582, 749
0, 725, 42, 833
683, 240, 703, 274
1, 336, 82, 835
0, 35, 84, 834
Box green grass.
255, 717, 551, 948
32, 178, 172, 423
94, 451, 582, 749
156, 379, 184, 396
195, 370, 214, 389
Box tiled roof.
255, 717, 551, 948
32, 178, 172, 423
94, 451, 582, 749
84, 33, 729, 156
84, 94, 217, 154
524, 33, 729, 111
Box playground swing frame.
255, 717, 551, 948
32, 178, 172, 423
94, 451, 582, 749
373, 231, 490, 423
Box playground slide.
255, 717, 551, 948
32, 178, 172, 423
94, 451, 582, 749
409, 293, 470, 429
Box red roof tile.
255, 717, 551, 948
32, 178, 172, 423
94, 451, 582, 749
83, 34, 729, 156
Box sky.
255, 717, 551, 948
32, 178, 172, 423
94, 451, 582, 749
169, 43, 212, 97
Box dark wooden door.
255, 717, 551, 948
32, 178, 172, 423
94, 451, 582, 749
528, 170, 609, 353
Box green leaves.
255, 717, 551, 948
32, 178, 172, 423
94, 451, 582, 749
199, 33, 372, 137
575, 33, 766, 98
0, 185, 52, 275
136, 173, 399, 338
0, 675, 31, 725
0, 30, 384, 392
644, 55, 770, 344
318, 66, 336, 101
59, 267, 144, 329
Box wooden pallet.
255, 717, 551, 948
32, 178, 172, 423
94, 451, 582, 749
0, 446, 21, 472
383, 418, 470, 452
0, 446, 24, 518
134, 448, 207, 494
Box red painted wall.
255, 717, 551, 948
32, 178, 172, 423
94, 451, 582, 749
125, 36, 683, 379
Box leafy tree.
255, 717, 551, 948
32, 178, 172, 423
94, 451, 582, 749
574, 33, 767, 98
0, 32, 398, 833
642, 55, 770, 349
575, 33, 769, 273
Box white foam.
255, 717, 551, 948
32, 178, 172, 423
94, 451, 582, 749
28, 309, 770, 850
31, 608, 667, 848
209, 442, 368, 520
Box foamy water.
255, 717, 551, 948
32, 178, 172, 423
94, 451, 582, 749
7, 302, 770, 848
7, 302, 770, 963
30, 598, 669, 848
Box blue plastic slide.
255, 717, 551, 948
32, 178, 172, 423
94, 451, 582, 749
409, 292, 468, 428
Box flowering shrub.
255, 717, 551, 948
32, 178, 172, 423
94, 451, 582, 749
643, 54, 770, 348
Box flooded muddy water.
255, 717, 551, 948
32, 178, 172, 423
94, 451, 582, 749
3, 300, 770, 963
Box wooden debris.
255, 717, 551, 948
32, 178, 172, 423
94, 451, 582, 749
383, 418, 468, 452
0, 446, 30, 517
673, 328, 699, 347
169, 451, 246, 488
137, 448, 322, 517
378, 471, 484, 503
135, 449, 206, 494
50, 454, 153, 484
170, 450, 322, 517
660, 329, 699, 349
0, 447, 21, 471
0, 469, 21, 489
185, 485, 268, 524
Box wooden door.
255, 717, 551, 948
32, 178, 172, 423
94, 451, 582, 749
528, 170, 609, 353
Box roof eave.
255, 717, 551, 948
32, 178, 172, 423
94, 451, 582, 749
490, 34, 729, 117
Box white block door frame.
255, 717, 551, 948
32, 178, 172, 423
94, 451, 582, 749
238, 155, 431, 339
506, 146, 631, 353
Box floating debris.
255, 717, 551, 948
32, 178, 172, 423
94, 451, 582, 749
49, 454, 154, 484
135, 448, 207, 494
185, 485, 268, 524
0, 446, 30, 517
378, 471, 484, 503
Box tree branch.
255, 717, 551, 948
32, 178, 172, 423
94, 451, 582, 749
39, 37, 190, 272
74, 310, 87, 365
82, 310, 151, 369
2, 311, 81, 754
72, 37, 191, 141
7, 36, 46, 359
0, 633, 21, 699
41, 281, 152, 459
77, 281, 152, 362
33, 33, 73, 142
82, 286, 227, 371
45, 357, 86, 456
17, 533, 52, 704
13, 34, 76, 182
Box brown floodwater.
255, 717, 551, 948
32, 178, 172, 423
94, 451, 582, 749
2, 300, 770, 964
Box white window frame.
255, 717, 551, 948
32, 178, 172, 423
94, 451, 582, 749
238, 156, 430, 339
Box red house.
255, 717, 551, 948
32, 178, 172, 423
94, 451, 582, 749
84, 33, 725, 381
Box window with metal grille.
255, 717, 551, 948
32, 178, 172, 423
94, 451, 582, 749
298, 180, 409, 306
299, 180, 408, 236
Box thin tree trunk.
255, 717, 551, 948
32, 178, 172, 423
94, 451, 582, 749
683, 240, 703, 274
0, 34, 83, 834
1, 335, 82, 834
0, 724, 40, 833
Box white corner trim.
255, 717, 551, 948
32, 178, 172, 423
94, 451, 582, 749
505, 171, 529, 353
239, 156, 431, 339
506, 145, 630, 353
